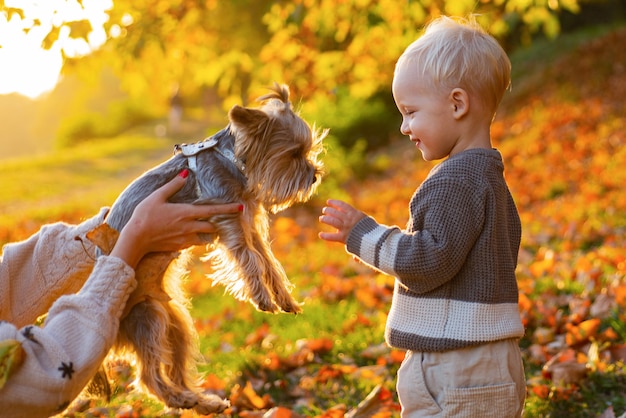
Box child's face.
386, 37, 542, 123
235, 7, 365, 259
392, 66, 460, 161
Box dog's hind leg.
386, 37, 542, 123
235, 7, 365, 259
159, 299, 230, 414
121, 300, 229, 413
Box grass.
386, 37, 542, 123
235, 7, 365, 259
0, 135, 174, 242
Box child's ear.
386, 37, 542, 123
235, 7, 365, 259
450, 88, 469, 119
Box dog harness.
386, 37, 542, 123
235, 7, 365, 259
174, 135, 246, 175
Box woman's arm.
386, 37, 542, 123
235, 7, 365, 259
0, 171, 242, 416
0, 208, 108, 327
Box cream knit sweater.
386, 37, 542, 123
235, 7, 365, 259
346, 149, 525, 353
0, 209, 137, 417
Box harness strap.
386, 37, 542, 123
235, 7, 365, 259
174, 136, 246, 175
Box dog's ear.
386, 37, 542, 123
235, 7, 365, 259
229, 105, 269, 130
230, 105, 273, 174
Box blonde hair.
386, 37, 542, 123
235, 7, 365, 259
396, 15, 511, 115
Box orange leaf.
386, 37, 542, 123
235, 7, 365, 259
389, 349, 406, 364
518, 292, 532, 313
245, 322, 270, 346
263, 406, 295, 418
531, 384, 550, 399
305, 337, 333, 353
243, 381, 270, 409
565, 318, 601, 346
230, 381, 272, 410
317, 405, 347, 418
86, 223, 119, 254
614, 284, 626, 305
201, 373, 226, 391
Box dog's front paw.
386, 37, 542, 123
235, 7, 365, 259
255, 298, 280, 314
279, 299, 303, 314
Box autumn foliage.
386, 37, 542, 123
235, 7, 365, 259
1, 26, 626, 417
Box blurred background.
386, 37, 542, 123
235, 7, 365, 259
0, 0, 623, 159
1, 1, 626, 416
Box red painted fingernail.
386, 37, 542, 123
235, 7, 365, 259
179, 169, 189, 178
238, 204, 244, 212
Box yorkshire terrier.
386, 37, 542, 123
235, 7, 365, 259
89, 83, 326, 414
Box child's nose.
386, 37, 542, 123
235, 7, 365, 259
400, 118, 410, 135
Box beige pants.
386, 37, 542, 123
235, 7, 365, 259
397, 339, 526, 418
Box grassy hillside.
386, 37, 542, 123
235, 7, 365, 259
1, 23, 625, 417
0, 135, 175, 244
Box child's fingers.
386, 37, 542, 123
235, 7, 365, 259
318, 231, 346, 243
319, 214, 342, 230
326, 199, 353, 212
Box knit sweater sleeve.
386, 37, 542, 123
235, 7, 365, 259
0, 255, 136, 417
0, 208, 109, 327
346, 175, 485, 294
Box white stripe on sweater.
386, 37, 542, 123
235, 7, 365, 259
359, 227, 400, 276
387, 290, 524, 343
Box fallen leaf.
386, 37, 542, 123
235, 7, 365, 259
246, 322, 271, 346
589, 293, 615, 318
230, 381, 272, 410
86, 223, 119, 254
346, 384, 386, 418
318, 404, 347, 418
565, 318, 601, 346
202, 373, 227, 391
545, 361, 588, 386
0, 339, 24, 389
262, 406, 302, 418
531, 383, 551, 399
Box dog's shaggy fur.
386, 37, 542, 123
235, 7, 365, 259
97, 84, 326, 413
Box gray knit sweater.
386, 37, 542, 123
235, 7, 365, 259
346, 148, 525, 352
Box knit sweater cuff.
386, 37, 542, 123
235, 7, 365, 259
346, 216, 387, 257
77, 255, 136, 321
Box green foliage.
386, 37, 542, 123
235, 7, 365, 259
55, 99, 155, 148
310, 134, 361, 203
304, 88, 400, 152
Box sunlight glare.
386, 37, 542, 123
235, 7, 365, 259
0, 0, 111, 99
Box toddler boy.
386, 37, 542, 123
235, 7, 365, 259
319, 15, 526, 417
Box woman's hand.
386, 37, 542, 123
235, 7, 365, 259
318, 199, 366, 245
111, 169, 243, 268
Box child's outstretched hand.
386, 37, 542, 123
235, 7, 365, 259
318, 199, 367, 244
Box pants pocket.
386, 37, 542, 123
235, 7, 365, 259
443, 382, 517, 418
397, 351, 443, 417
